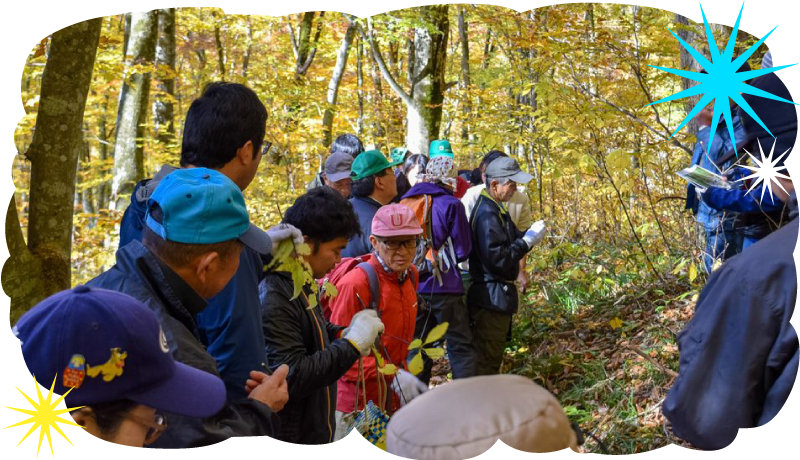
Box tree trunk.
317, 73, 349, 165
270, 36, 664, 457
458, 7, 471, 142
675, 14, 702, 136
406, 5, 449, 154
322, 18, 356, 148
242, 18, 253, 78
213, 11, 226, 79
2, 18, 102, 321
153, 8, 176, 146
110, 10, 158, 210
356, 37, 364, 136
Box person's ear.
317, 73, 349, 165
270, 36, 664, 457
236, 140, 254, 166
369, 235, 379, 250
195, 252, 221, 288
71, 408, 92, 427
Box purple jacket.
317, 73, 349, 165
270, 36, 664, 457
402, 182, 472, 295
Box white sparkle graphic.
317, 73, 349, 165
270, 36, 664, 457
737, 138, 791, 204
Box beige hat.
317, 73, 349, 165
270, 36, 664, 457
386, 375, 578, 459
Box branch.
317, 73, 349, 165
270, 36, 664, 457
297, 12, 325, 75
443, 80, 459, 92
624, 344, 679, 378
287, 21, 298, 61
352, 15, 412, 106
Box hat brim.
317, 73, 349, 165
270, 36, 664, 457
372, 227, 424, 238
352, 159, 404, 181
327, 170, 352, 183
239, 224, 273, 255
128, 361, 226, 418
508, 171, 534, 184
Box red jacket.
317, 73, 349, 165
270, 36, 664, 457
329, 256, 418, 413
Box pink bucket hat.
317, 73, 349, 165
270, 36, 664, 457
372, 204, 423, 238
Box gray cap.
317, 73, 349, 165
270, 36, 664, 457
484, 156, 533, 184
325, 152, 354, 182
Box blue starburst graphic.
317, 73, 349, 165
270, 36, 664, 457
648, 3, 798, 160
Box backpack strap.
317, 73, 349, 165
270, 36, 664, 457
357, 262, 380, 311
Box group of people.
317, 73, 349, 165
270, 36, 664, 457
13, 81, 550, 450
12, 66, 799, 453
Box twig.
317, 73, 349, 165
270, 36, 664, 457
624, 344, 678, 378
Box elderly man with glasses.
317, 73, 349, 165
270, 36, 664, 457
329, 204, 429, 440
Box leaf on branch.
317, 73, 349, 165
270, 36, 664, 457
408, 352, 424, 376
407, 338, 422, 350
422, 347, 445, 359
423, 322, 449, 345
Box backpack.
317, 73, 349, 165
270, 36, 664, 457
398, 194, 458, 286
320, 255, 418, 320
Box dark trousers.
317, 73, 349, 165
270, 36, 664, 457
410, 294, 476, 384
468, 306, 513, 376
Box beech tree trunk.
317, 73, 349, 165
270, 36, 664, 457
110, 10, 158, 210
153, 8, 176, 146
322, 17, 356, 148
2, 18, 102, 322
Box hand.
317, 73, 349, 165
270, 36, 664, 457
343, 310, 385, 356
391, 370, 428, 406
516, 271, 530, 291
266, 223, 304, 253
695, 186, 708, 202
522, 220, 547, 249
246, 364, 289, 412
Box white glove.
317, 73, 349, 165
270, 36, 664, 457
522, 220, 547, 249
343, 310, 385, 356
695, 186, 707, 202
391, 369, 428, 406
266, 223, 305, 253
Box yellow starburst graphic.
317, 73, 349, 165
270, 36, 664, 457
5, 375, 84, 457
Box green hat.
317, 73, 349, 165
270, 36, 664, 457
429, 140, 453, 158
391, 147, 409, 163
351, 150, 403, 180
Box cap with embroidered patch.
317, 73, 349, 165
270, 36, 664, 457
429, 140, 453, 159
14, 286, 226, 417
351, 150, 402, 180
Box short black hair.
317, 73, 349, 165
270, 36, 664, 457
331, 134, 365, 158
480, 150, 508, 171
403, 154, 428, 176
351, 168, 392, 198
73, 399, 138, 437
469, 168, 483, 185
181, 82, 268, 169
284, 187, 361, 245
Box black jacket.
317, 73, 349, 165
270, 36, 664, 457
663, 193, 799, 450
87, 241, 277, 447
260, 272, 361, 444
467, 192, 531, 314
343, 196, 381, 258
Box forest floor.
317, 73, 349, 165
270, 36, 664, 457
430, 245, 701, 454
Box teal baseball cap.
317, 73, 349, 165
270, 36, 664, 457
391, 147, 409, 163
145, 168, 272, 254
429, 140, 453, 158
351, 149, 403, 180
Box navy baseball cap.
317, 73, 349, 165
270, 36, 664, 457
14, 286, 226, 418
146, 168, 272, 254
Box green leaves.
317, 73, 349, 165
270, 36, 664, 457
406, 322, 449, 376
266, 239, 318, 309
372, 346, 398, 376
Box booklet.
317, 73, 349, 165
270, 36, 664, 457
676, 165, 734, 190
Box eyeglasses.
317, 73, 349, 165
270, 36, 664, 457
261, 141, 273, 156
126, 412, 167, 445
376, 237, 419, 250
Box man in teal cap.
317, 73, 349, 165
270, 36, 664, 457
343, 150, 402, 257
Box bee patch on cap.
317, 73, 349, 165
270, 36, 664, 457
63, 354, 86, 388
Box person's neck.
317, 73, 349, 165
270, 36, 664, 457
160, 258, 207, 299
369, 192, 391, 206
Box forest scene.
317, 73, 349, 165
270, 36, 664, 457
6, 3, 784, 454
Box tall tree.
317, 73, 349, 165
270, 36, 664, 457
3, 18, 102, 321
361, 6, 452, 153
153, 8, 176, 145
110, 10, 158, 210
321, 16, 356, 147
458, 6, 472, 142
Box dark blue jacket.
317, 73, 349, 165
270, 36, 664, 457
663, 193, 798, 450
88, 241, 276, 447
704, 186, 786, 214
118, 165, 268, 401
342, 195, 381, 258
686, 116, 746, 231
